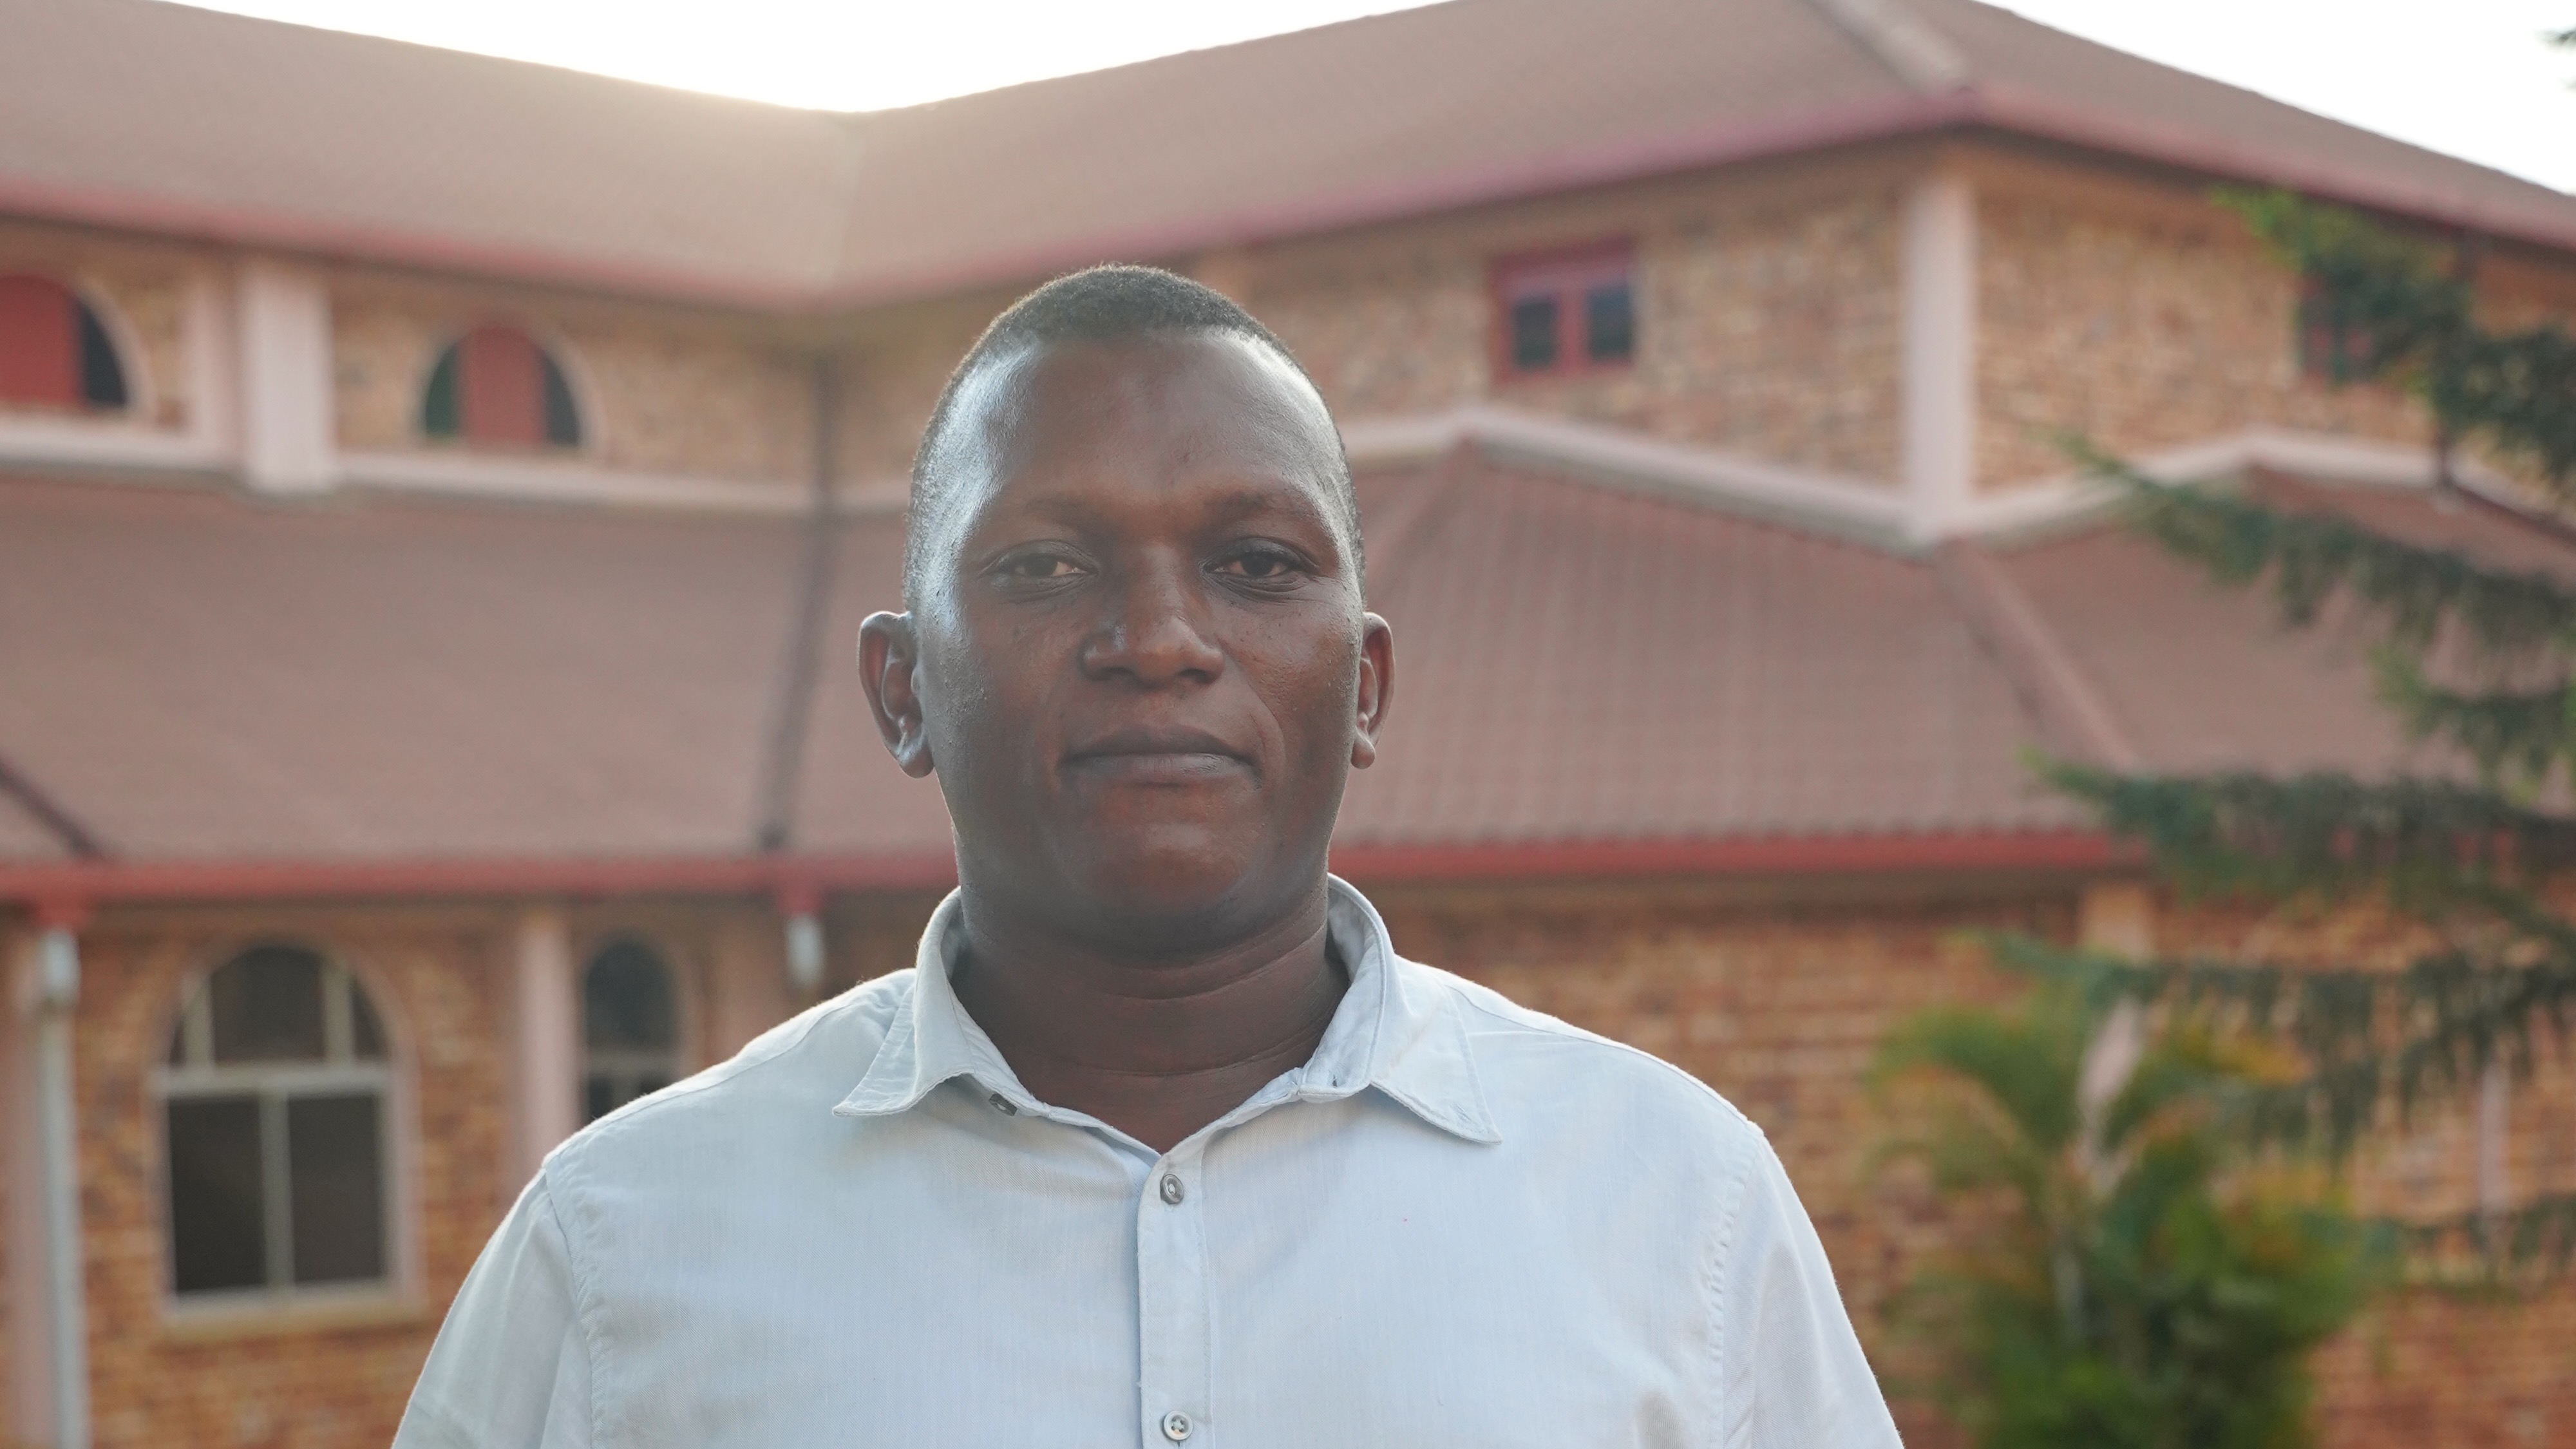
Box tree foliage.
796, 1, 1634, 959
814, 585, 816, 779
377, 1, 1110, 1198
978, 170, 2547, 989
1887, 187, 2576, 1443
1874, 976, 2385, 1449
2222, 188, 2576, 487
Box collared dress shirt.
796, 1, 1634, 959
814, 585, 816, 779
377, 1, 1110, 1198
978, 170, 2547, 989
396, 879, 1903, 1449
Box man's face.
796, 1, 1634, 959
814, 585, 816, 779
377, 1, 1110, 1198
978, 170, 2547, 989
863, 331, 1392, 952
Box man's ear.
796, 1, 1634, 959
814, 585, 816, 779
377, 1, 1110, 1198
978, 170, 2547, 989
859, 611, 936, 778
1350, 612, 1394, 770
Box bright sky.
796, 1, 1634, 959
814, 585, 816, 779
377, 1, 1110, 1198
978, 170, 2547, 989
180, 0, 2576, 194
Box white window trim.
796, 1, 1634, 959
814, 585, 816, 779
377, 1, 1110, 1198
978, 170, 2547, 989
578, 933, 693, 1123
151, 947, 417, 1327
411, 319, 605, 459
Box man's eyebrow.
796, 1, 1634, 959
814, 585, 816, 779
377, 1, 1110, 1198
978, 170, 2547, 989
1003, 480, 1340, 533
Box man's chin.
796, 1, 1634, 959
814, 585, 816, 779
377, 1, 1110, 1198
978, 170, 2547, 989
1059, 837, 1317, 943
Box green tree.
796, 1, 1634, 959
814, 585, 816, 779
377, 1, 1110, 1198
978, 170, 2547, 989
1880, 180, 2576, 1444
1874, 976, 2382, 1449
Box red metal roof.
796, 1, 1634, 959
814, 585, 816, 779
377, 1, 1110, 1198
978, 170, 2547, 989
6, 455, 2564, 900
3, 0, 2570, 307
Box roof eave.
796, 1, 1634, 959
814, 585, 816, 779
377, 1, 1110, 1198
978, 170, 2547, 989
6, 86, 2568, 315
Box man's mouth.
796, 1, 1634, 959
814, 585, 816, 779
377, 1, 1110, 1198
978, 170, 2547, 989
1061, 726, 1253, 784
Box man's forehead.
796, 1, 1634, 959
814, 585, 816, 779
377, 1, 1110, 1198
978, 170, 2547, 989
936, 330, 1348, 535
981, 330, 1331, 451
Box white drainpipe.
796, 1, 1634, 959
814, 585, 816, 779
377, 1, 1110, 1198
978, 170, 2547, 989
34, 925, 89, 1449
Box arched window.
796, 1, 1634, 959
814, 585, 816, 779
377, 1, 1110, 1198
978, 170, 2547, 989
421, 325, 582, 449
160, 944, 393, 1302
583, 938, 677, 1121
0, 274, 129, 412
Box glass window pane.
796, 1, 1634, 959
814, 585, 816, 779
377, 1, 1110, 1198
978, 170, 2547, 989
167, 1096, 267, 1294
287, 1094, 385, 1286
209, 945, 327, 1063
1509, 295, 1559, 372
583, 940, 676, 1050
350, 981, 387, 1061
542, 352, 582, 448
421, 345, 461, 437
1585, 281, 1634, 363
75, 301, 128, 410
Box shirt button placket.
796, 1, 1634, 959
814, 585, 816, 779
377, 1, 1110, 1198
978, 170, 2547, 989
1136, 1146, 1212, 1449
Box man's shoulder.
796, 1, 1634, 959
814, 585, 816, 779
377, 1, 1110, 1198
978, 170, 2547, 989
1403, 956, 1768, 1168
545, 969, 917, 1179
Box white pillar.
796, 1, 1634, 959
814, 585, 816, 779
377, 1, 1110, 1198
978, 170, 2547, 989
14, 927, 88, 1449
5, 931, 53, 1448
509, 907, 581, 1191
2076, 882, 2154, 1179
234, 259, 336, 495
2477, 1057, 2510, 1221
1901, 170, 1977, 544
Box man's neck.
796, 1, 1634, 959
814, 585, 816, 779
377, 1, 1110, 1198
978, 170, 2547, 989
947, 886, 1349, 1153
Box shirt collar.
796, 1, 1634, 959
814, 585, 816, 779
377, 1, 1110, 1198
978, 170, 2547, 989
833, 876, 1500, 1145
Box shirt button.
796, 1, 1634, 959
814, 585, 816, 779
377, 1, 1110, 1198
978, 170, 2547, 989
1160, 1410, 1193, 1441
1159, 1173, 1185, 1206
987, 1092, 1016, 1115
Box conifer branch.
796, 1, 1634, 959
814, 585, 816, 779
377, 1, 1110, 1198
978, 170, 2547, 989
2396, 1191, 2576, 1281
2038, 761, 2576, 898
2064, 445, 2576, 666
2371, 650, 2571, 789
1986, 933, 2576, 1157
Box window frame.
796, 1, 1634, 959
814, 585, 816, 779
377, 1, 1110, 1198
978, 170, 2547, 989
580, 933, 689, 1123
0, 272, 141, 417
153, 943, 412, 1325
2295, 276, 2378, 385
1488, 239, 1640, 382
417, 322, 590, 453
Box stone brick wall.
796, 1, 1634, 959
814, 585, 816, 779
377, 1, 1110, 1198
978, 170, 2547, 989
823, 148, 1918, 493
328, 271, 817, 486
0, 220, 205, 433
1370, 876, 2576, 1449
68, 904, 510, 1449
831, 289, 1020, 489
1965, 142, 2576, 493
30, 876, 2574, 1448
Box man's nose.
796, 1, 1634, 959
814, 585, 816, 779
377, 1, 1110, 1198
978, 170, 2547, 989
1079, 552, 1224, 686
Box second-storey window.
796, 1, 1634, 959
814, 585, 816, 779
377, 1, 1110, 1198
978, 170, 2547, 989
2296, 276, 2376, 384
1492, 242, 1636, 379
160, 944, 394, 1305
421, 325, 583, 449
0, 274, 130, 412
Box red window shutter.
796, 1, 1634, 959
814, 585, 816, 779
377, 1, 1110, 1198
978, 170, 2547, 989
459, 326, 545, 446
0, 276, 80, 408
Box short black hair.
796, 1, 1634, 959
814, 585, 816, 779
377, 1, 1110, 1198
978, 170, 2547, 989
904, 265, 1359, 606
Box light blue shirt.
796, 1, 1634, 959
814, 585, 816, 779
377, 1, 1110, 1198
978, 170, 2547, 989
395, 879, 1902, 1448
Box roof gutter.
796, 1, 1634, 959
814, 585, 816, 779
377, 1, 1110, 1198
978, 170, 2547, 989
1329, 829, 2126, 884
0, 829, 2125, 918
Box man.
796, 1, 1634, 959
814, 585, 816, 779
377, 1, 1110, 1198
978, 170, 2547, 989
395, 267, 1902, 1448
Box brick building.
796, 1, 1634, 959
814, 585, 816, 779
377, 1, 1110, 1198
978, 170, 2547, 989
3, 0, 2575, 1444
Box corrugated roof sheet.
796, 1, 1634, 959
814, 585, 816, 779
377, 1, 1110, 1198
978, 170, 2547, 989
2, 0, 2568, 305
8, 457, 2566, 870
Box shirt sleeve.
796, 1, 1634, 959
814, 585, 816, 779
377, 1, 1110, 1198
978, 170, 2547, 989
1717, 1139, 1904, 1449
393, 1174, 594, 1449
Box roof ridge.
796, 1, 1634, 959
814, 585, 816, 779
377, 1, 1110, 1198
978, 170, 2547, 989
1797, 0, 1972, 95
1931, 540, 2143, 770
0, 748, 107, 860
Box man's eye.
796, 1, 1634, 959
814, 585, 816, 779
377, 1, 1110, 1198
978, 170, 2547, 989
1214, 549, 1306, 582
998, 553, 1084, 581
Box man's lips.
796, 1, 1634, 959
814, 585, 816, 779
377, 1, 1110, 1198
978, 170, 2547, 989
1061, 727, 1253, 783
